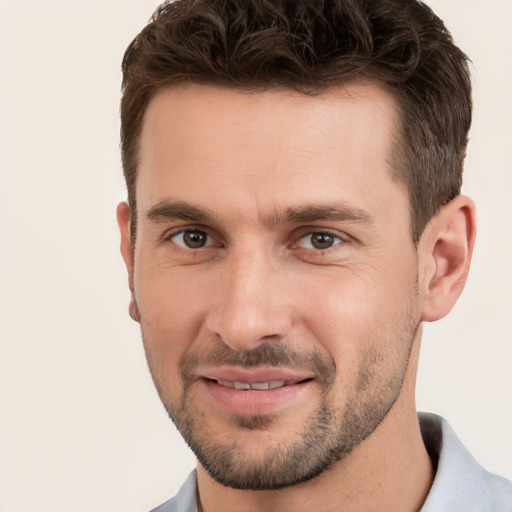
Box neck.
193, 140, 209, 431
197, 335, 433, 512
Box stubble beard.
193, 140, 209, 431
143, 311, 419, 491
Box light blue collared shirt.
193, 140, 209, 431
150, 413, 512, 512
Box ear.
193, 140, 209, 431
419, 195, 476, 322
116, 202, 141, 323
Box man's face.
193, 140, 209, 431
123, 83, 424, 489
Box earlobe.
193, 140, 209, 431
116, 202, 141, 323
419, 195, 476, 322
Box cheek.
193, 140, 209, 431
295, 271, 386, 333
135, 267, 210, 378
294, 264, 418, 360
136, 261, 208, 325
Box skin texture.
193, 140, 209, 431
118, 82, 476, 512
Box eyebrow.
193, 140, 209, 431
145, 199, 375, 228
263, 204, 375, 228
146, 200, 212, 223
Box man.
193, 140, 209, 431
116, 0, 512, 510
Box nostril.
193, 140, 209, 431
260, 334, 284, 342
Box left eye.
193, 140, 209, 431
297, 232, 343, 250
171, 230, 214, 249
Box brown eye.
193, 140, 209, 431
172, 230, 212, 249
297, 231, 342, 250
311, 233, 335, 249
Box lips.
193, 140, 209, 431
202, 366, 312, 387
199, 367, 314, 415
217, 380, 287, 390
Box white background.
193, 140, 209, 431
0, 1, 510, 511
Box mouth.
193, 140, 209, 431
199, 369, 315, 416
212, 378, 311, 390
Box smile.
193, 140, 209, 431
203, 376, 314, 415
216, 380, 287, 390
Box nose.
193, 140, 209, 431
205, 250, 293, 351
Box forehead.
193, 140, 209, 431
137, 82, 405, 225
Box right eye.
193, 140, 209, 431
169, 229, 214, 249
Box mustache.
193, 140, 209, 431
180, 340, 337, 389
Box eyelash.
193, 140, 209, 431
162, 228, 216, 249
294, 230, 346, 251
161, 227, 349, 253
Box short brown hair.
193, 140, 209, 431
121, 0, 471, 243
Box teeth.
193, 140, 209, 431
217, 380, 286, 390
268, 380, 285, 389
218, 380, 235, 388
251, 382, 270, 390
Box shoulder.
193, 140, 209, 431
482, 472, 512, 511
420, 413, 512, 512
149, 496, 178, 512
149, 470, 198, 512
